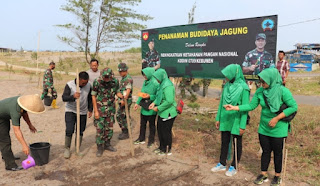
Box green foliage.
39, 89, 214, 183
57, 0, 152, 63
31, 52, 38, 60
123, 47, 141, 53
187, 102, 200, 110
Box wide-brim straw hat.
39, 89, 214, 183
17, 94, 46, 114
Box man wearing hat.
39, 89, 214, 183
242, 33, 274, 89
142, 39, 161, 70
41, 61, 59, 109
0, 95, 45, 171
92, 68, 119, 157
116, 63, 133, 140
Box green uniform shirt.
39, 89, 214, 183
136, 68, 159, 116
92, 77, 119, 117
216, 90, 250, 135
0, 96, 22, 126
43, 69, 54, 87
239, 87, 298, 138
118, 74, 133, 102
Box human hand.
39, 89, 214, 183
224, 104, 236, 111
73, 92, 80, 99
29, 124, 37, 133
120, 100, 125, 107
249, 65, 258, 71
88, 112, 93, 118
22, 144, 29, 155
152, 107, 158, 112
240, 129, 245, 136
149, 102, 155, 110
134, 104, 139, 110
215, 121, 220, 130
269, 117, 279, 128
94, 112, 100, 119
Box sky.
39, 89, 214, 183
1, 0, 320, 52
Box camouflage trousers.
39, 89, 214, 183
116, 102, 131, 130
95, 115, 115, 145
41, 84, 57, 99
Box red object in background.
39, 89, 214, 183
176, 99, 184, 114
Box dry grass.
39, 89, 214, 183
173, 97, 320, 185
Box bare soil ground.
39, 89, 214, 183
0, 71, 303, 186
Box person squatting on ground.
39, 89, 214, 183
224, 68, 298, 186
41, 61, 59, 109
134, 67, 159, 148
92, 68, 119, 157
211, 64, 250, 177
62, 71, 93, 159
87, 58, 100, 87
0, 95, 45, 171
149, 69, 177, 155
116, 63, 133, 140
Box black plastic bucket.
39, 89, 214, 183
30, 142, 51, 166
43, 96, 53, 106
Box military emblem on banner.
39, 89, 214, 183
142, 32, 149, 41
261, 19, 275, 31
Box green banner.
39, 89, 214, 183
141, 15, 278, 80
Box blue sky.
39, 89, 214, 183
1, 0, 320, 52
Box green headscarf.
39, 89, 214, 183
221, 64, 249, 105
142, 67, 155, 81
258, 68, 283, 112
153, 68, 173, 105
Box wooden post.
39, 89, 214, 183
76, 69, 80, 154
282, 138, 286, 172
283, 149, 288, 183
235, 138, 238, 171
124, 98, 134, 156
37, 31, 41, 87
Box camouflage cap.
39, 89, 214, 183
101, 67, 113, 78
118, 63, 128, 72
256, 33, 266, 40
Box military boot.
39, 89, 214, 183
96, 144, 104, 157
118, 128, 129, 140
64, 136, 72, 159
104, 140, 117, 152
51, 99, 60, 109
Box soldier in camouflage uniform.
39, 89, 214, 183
142, 39, 161, 70
179, 78, 194, 98
242, 33, 274, 89
92, 68, 119, 157
116, 63, 133, 140
41, 61, 59, 109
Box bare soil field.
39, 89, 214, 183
0, 71, 312, 186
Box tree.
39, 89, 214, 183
57, 0, 152, 63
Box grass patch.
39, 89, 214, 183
173, 100, 320, 184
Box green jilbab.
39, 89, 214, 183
153, 69, 177, 119
136, 67, 159, 116
216, 64, 250, 135
239, 68, 298, 138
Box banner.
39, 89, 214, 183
141, 15, 278, 80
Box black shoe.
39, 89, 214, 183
147, 142, 154, 148
96, 144, 104, 157
270, 176, 282, 186
6, 166, 23, 171
118, 130, 129, 140
104, 141, 117, 152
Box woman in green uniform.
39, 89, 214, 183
211, 64, 250, 177
225, 68, 298, 186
